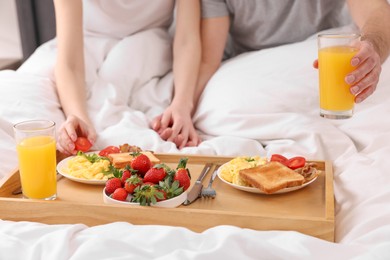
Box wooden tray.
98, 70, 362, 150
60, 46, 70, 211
0, 153, 334, 242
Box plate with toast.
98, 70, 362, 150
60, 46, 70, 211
217, 161, 319, 194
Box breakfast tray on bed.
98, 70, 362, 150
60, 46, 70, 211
0, 153, 335, 242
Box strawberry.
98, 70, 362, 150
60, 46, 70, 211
124, 174, 143, 194
121, 169, 131, 184
130, 153, 151, 176
159, 177, 183, 199
105, 177, 122, 194
143, 164, 167, 184
173, 158, 191, 191
156, 189, 167, 202
111, 188, 128, 201
174, 169, 191, 191
131, 183, 165, 206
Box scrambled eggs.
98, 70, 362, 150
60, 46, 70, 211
62, 154, 112, 180
219, 156, 267, 186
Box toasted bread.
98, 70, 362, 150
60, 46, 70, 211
239, 161, 305, 194
108, 152, 160, 169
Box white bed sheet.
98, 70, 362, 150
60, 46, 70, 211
0, 25, 390, 259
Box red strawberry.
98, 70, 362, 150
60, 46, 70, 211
124, 175, 143, 194
173, 158, 191, 191
131, 183, 164, 206
121, 170, 131, 184
105, 178, 122, 194
174, 169, 191, 191
143, 165, 167, 184
156, 189, 167, 202
111, 188, 128, 201
130, 153, 151, 176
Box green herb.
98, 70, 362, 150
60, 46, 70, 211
245, 157, 255, 162
103, 164, 122, 178
77, 151, 109, 163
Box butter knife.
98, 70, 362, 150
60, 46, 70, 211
182, 163, 212, 205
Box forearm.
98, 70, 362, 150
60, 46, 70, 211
172, 38, 201, 114
360, 9, 390, 63
193, 61, 220, 107
54, 0, 90, 123
171, 0, 201, 114
193, 16, 230, 107
55, 66, 90, 123
348, 0, 390, 63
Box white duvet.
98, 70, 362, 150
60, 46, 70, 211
1, 24, 390, 259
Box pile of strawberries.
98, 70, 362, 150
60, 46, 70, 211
104, 153, 191, 206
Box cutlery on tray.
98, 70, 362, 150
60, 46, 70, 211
182, 163, 212, 205
201, 165, 220, 198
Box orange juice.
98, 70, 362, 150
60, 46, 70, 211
319, 45, 358, 111
17, 136, 57, 199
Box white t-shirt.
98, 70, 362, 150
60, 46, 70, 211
202, 0, 352, 58
83, 0, 175, 39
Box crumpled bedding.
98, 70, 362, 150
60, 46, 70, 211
0, 25, 389, 259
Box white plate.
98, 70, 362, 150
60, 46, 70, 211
56, 152, 107, 185
217, 163, 318, 194
103, 188, 187, 208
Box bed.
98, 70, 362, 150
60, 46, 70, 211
0, 1, 389, 259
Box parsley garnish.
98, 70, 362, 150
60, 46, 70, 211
77, 151, 108, 163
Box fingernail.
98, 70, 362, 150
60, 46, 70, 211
345, 75, 355, 84
68, 143, 75, 150
70, 134, 77, 141
351, 58, 360, 66
351, 86, 359, 95
356, 97, 362, 103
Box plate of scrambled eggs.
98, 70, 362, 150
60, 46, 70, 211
217, 156, 318, 194
57, 152, 113, 185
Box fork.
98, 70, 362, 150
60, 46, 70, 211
201, 165, 219, 198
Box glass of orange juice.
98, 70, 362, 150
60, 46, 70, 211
14, 120, 57, 200
318, 33, 360, 119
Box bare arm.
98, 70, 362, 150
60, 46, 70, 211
172, 0, 201, 114
343, 0, 390, 103
54, 0, 96, 154
54, 0, 87, 121
194, 16, 230, 106
152, 0, 202, 148
347, 0, 390, 63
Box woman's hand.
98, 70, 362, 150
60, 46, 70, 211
151, 105, 201, 149
57, 115, 97, 155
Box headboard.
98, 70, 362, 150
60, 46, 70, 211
15, 0, 56, 61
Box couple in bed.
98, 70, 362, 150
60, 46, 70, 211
55, 0, 390, 155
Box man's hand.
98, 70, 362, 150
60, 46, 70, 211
313, 39, 381, 103
344, 40, 381, 103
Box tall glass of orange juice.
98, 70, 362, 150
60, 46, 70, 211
318, 34, 360, 119
14, 120, 57, 200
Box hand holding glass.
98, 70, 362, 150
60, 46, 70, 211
318, 34, 360, 119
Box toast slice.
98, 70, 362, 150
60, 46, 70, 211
108, 152, 160, 169
239, 161, 305, 194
